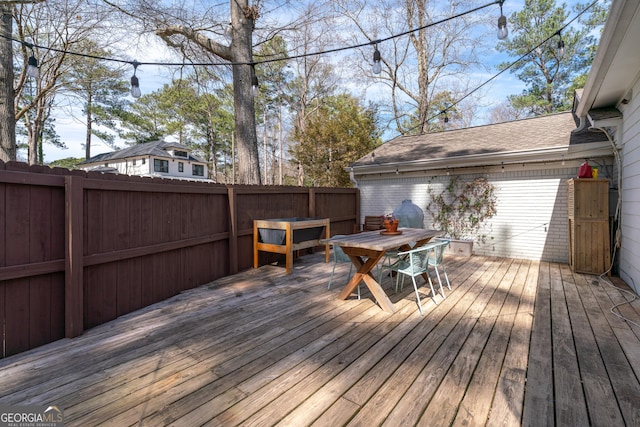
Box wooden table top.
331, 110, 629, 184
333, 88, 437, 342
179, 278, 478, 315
323, 228, 442, 252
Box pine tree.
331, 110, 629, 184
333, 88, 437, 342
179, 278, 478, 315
496, 0, 609, 116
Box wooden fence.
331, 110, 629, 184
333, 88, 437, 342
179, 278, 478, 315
0, 161, 359, 358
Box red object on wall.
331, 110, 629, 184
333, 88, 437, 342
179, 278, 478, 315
578, 161, 592, 178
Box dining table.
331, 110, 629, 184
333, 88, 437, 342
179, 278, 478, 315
324, 228, 442, 313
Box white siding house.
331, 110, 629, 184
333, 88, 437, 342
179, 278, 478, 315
350, 112, 614, 264
573, 0, 640, 293
79, 140, 210, 181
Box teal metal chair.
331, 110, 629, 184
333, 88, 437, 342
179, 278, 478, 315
429, 238, 451, 292
383, 239, 450, 314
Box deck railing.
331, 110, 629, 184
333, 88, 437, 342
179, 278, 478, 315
0, 160, 359, 358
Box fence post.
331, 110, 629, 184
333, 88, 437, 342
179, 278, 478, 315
65, 176, 84, 338
309, 187, 316, 217
228, 186, 238, 275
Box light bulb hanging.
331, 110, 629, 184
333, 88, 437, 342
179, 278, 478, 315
557, 31, 565, 58
372, 44, 382, 75
130, 61, 141, 98
251, 65, 259, 97
27, 54, 39, 79
25, 43, 39, 79
497, 1, 508, 40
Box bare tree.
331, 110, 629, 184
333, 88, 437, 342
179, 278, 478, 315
103, 0, 345, 185
282, 3, 341, 185
104, 0, 263, 184
12, 0, 117, 164
332, 0, 488, 135
489, 97, 529, 123
0, 0, 45, 162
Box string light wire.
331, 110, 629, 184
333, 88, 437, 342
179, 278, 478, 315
2, 0, 599, 116
1, 0, 503, 70
415, 0, 601, 135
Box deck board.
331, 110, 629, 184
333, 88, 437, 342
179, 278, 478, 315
1, 252, 640, 427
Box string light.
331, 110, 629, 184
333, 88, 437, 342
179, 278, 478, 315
2, 0, 599, 118
130, 61, 141, 98
411, 0, 600, 135
372, 43, 382, 75
557, 31, 565, 58
497, 0, 508, 40
2, 0, 504, 84
251, 65, 259, 97
27, 54, 39, 79
24, 43, 38, 79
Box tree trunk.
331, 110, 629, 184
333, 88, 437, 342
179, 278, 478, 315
85, 92, 93, 159
0, 5, 16, 162
154, 1, 261, 184
25, 104, 44, 165
409, 0, 430, 135
230, 0, 261, 184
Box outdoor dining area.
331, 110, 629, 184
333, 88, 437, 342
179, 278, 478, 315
325, 228, 448, 315
1, 242, 639, 426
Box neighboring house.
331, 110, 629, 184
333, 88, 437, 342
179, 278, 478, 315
573, 0, 640, 294
348, 112, 613, 264
79, 140, 210, 181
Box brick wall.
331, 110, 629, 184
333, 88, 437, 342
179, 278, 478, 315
355, 167, 615, 263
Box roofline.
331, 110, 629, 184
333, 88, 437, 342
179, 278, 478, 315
381, 111, 573, 145
81, 153, 208, 167
575, 0, 636, 117
349, 141, 613, 176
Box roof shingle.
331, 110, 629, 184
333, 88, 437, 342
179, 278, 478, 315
352, 112, 607, 167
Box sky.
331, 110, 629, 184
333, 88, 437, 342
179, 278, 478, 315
24, 0, 600, 164
37, 63, 175, 163
17, 33, 178, 163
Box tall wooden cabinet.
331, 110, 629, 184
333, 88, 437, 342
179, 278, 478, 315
567, 179, 610, 275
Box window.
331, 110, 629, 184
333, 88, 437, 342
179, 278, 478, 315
132, 159, 137, 165
192, 164, 204, 176
174, 150, 188, 158
154, 159, 168, 173
142, 158, 146, 165
178, 162, 184, 172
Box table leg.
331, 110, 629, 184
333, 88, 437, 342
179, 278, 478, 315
361, 273, 396, 313
336, 251, 396, 313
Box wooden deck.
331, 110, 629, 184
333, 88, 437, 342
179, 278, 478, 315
1, 252, 640, 426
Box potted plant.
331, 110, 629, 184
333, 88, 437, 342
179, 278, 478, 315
425, 176, 497, 256
382, 213, 400, 233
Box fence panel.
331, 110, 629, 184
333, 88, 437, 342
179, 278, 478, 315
0, 165, 67, 357
0, 161, 359, 357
